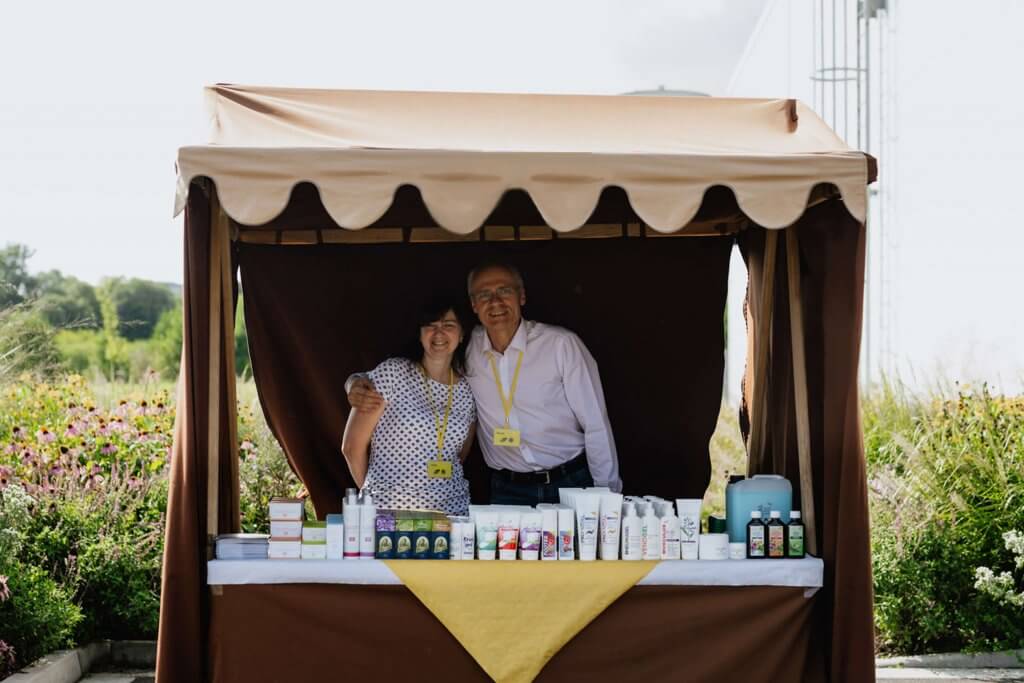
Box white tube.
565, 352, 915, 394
575, 493, 600, 561
358, 494, 375, 560
620, 503, 643, 560
675, 498, 703, 560
475, 512, 498, 560
343, 496, 360, 560
540, 508, 559, 561
497, 511, 521, 561
660, 511, 681, 560
598, 493, 623, 560
641, 504, 661, 560
518, 512, 542, 560
557, 506, 575, 560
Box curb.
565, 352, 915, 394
5, 642, 109, 683
877, 650, 1024, 670
5, 641, 156, 683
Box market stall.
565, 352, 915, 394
158, 85, 876, 682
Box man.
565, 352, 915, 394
348, 263, 621, 505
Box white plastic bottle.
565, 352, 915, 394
359, 492, 376, 559
343, 489, 360, 559
621, 503, 643, 560
660, 507, 681, 560
641, 504, 661, 560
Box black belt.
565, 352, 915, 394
493, 453, 588, 485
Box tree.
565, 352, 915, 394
0, 244, 38, 309
33, 270, 102, 329
98, 278, 177, 340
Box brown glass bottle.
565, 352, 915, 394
766, 510, 786, 558
746, 511, 766, 559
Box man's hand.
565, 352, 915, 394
348, 378, 384, 414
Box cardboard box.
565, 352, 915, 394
268, 540, 301, 560
301, 543, 327, 560
269, 497, 304, 521
270, 520, 302, 540
302, 521, 327, 544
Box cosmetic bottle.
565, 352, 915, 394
746, 510, 766, 559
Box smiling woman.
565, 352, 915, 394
341, 294, 477, 515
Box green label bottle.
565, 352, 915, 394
786, 511, 805, 558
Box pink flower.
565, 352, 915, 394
11, 426, 21, 436
64, 423, 80, 438
100, 443, 117, 455
36, 428, 56, 443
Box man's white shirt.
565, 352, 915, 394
466, 320, 622, 492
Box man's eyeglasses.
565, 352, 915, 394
471, 286, 519, 304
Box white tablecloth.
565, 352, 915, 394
207, 557, 823, 595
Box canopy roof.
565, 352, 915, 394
175, 84, 871, 233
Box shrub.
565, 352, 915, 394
0, 305, 64, 383
868, 385, 1024, 654
0, 560, 83, 672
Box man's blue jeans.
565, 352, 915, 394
489, 462, 595, 506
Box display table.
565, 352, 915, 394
206, 558, 823, 682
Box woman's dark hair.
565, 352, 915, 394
395, 292, 472, 376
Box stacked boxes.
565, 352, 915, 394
268, 497, 304, 560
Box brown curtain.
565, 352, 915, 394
156, 184, 240, 683
740, 198, 875, 682
237, 235, 733, 515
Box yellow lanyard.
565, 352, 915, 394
487, 350, 524, 428
420, 366, 454, 460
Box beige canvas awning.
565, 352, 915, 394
174, 84, 870, 233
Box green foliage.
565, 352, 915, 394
34, 270, 101, 330
0, 560, 83, 672
868, 385, 1024, 654
0, 243, 37, 309
0, 305, 64, 383
98, 277, 176, 341
54, 329, 104, 375
150, 303, 183, 379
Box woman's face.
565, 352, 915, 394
420, 309, 463, 361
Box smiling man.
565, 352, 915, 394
347, 262, 622, 506
462, 263, 621, 504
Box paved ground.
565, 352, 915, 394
79, 670, 153, 682
75, 670, 1024, 682
876, 669, 1024, 682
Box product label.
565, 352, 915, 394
479, 529, 498, 551
559, 531, 573, 556
433, 535, 448, 555
768, 525, 785, 557
498, 527, 519, 551
521, 529, 541, 551
377, 535, 393, 554
396, 534, 413, 555
748, 527, 765, 557
414, 534, 431, 555
788, 527, 804, 556
542, 531, 558, 558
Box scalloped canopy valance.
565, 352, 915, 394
174, 84, 871, 233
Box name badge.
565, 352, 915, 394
427, 461, 452, 479
492, 427, 521, 447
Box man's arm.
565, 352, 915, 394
558, 334, 622, 492
345, 373, 385, 414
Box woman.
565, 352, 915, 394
341, 296, 476, 515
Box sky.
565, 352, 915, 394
0, 0, 764, 284
2, 0, 1022, 392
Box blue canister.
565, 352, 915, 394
726, 475, 792, 543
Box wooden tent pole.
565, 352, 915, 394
219, 209, 239, 524
786, 228, 819, 556
747, 229, 778, 476
206, 194, 225, 555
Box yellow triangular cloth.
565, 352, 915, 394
385, 560, 657, 682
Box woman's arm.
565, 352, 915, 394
341, 402, 385, 488
458, 421, 477, 463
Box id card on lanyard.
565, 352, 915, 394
488, 350, 524, 447
421, 366, 455, 479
